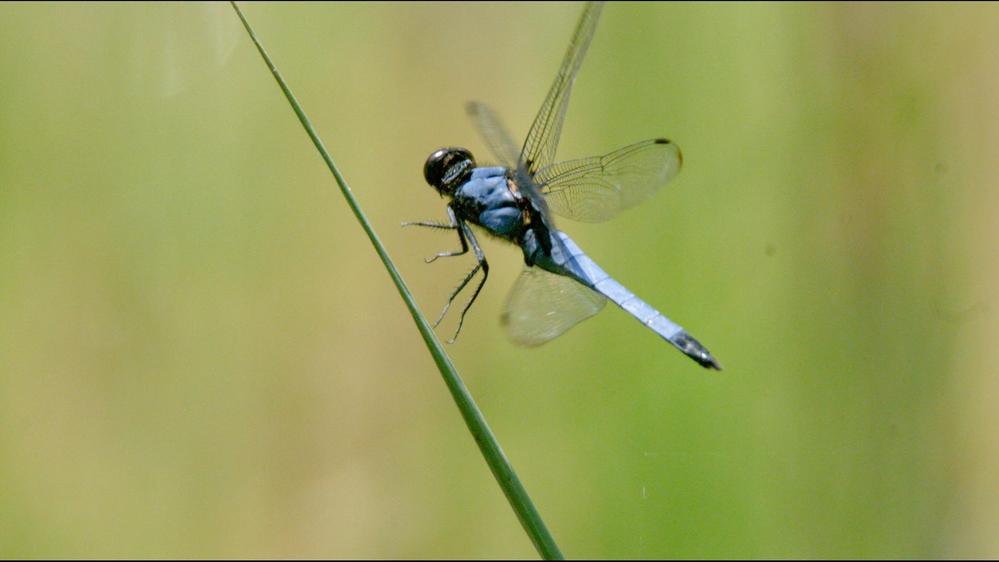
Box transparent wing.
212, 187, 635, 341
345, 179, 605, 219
520, 1, 604, 176
501, 267, 607, 347
466, 101, 520, 169
533, 138, 682, 223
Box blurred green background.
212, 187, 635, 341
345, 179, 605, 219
1, 1, 997, 558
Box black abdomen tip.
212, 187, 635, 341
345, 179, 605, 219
672, 332, 723, 371
698, 352, 723, 371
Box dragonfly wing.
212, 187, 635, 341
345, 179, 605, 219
466, 101, 521, 169
520, 1, 604, 176
501, 267, 607, 347
534, 138, 682, 223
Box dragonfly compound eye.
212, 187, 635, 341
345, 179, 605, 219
424, 147, 475, 195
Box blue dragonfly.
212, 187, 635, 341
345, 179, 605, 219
405, 1, 720, 369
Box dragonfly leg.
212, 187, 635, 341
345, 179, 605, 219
446, 222, 489, 344
433, 261, 479, 328
400, 220, 456, 230
409, 208, 489, 342
424, 234, 468, 263
428, 210, 474, 327
403, 208, 469, 263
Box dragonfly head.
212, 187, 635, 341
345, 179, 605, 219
424, 147, 475, 197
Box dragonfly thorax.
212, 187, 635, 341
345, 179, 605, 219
424, 147, 476, 196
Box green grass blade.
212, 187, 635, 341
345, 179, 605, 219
229, 3, 564, 559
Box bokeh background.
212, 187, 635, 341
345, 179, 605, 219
1, 1, 997, 558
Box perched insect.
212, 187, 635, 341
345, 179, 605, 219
406, 1, 720, 369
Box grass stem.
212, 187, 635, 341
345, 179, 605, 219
229, 3, 564, 558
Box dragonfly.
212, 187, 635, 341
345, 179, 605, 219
405, 1, 721, 369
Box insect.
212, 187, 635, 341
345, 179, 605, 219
405, 1, 720, 369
